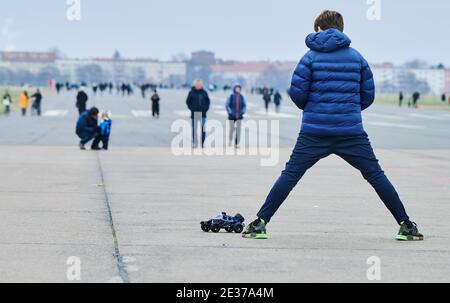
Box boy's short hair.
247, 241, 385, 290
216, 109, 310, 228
314, 10, 344, 32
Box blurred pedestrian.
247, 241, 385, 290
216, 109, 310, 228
19, 91, 29, 116
151, 90, 161, 118
186, 80, 210, 148
412, 91, 420, 108
2, 91, 12, 116
225, 84, 246, 148
399, 91, 404, 107
262, 87, 271, 113
76, 87, 89, 115
274, 90, 283, 113
31, 89, 43, 116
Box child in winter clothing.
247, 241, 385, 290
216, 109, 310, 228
225, 84, 247, 148
92, 112, 112, 150
243, 10, 423, 242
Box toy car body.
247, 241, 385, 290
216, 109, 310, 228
201, 212, 245, 233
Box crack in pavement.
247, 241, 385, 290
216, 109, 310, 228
95, 151, 130, 283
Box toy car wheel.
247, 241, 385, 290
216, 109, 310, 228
211, 224, 221, 233
201, 224, 211, 232
234, 224, 244, 233
225, 226, 233, 233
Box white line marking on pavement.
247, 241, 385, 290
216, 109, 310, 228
407, 113, 447, 121
255, 110, 298, 118
131, 110, 152, 117
366, 121, 424, 129
43, 110, 68, 117
364, 113, 407, 120
174, 110, 191, 117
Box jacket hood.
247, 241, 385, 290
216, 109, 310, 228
232, 83, 242, 93
306, 29, 351, 53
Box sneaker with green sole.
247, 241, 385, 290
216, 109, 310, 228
396, 221, 424, 241
242, 219, 268, 239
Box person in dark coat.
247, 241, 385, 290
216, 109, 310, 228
412, 91, 420, 108
262, 87, 271, 113
76, 88, 89, 115
151, 90, 161, 118
273, 90, 283, 112
243, 10, 423, 242
31, 89, 43, 116
399, 91, 404, 107
76, 107, 99, 150
186, 80, 210, 148
225, 84, 247, 148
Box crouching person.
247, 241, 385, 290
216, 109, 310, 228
76, 107, 99, 150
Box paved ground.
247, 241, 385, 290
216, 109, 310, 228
0, 89, 449, 282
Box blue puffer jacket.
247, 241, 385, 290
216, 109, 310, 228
289, 29, 375, 136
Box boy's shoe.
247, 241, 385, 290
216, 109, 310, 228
242, 219, 268, 239
396, 221, 424, 241
91, 146, 101, 150
79, 143, 86, 150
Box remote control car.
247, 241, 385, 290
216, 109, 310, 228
201, 212, 245, 233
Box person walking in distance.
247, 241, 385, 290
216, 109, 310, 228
2, 91, 12, 116
242, 10, 423, 242
399, 91, 404, 107
31, 88, 43, 116
225, 84, 247, 148
76, 87, 89, 115
412, 91, 420, 109
151, 90, 161, 118
186, 80, 210, 148
274, 90, 283, 113
19, 91, 29, 116
262, 87, 271, 113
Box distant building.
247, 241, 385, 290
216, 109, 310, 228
0, 50, 187, 85
186, 51, 217, 85
0, 51, 56, 63
0, 51, 56, 74
210, 62, 269, 87
371, 64, 446, 95
209, 61, 296, 88
445, 70, 450, 94
56, 58, 186, 84
191, 51, 216, 66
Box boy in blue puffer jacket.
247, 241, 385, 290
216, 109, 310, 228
243, 10, 423, 241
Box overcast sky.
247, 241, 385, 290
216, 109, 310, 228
0, 0, 449, 65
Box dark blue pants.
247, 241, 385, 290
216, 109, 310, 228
77, 131, 97, 145
191, 117, 207, 147
257, 132, 409, 224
